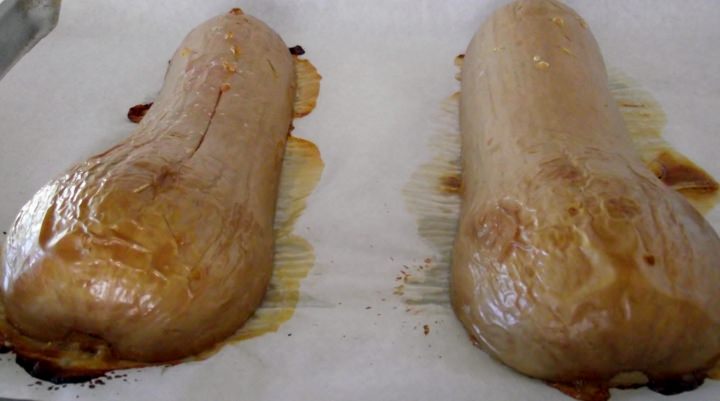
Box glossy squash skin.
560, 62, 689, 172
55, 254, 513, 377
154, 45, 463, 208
452, 0, 720, 383
1, 10, 296, 362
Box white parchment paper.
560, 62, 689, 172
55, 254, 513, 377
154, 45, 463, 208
0, 1, 719, 400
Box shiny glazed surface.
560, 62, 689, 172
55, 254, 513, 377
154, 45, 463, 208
1, 10, 295, 362
452, 0, 720, 383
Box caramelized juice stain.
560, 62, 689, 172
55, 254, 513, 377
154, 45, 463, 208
610, 69, 719, 214
546, 362, 706, 399
229, 136, 323, 342
400, 91, 461, 307
547, 381, 610, 401
440, 174, 461, 194
292, 56, 321, 118
652, 151, 719, 214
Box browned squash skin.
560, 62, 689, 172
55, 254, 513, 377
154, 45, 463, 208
1, 11, 295, 362
452, 0, 720, 383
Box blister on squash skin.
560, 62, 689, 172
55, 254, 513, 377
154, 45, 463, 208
0, 8, 323, 383
403, 5, 719, 399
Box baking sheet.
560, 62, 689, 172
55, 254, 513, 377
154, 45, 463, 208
1, 1, 719, 400
0, 0, 60, 80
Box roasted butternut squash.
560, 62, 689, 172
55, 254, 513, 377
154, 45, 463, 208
452, 0, 720, 387
1, 9, 295, 364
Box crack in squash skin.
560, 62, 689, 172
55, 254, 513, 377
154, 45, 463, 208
452, 0, 720, 391
0, 9, 315, 377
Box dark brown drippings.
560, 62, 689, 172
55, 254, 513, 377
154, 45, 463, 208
652, 151, 719, 192
648, 150, 720, 213
440, 174, 461, 194
127, 103, 153, 123
643, 255, 656, 266
612, 71, 718, 213
289, 45, 305, 56
647, 372, 706, 395
618, 101, 646, 108
545, 371, 707, 400
547, 381, 610, 401
454, 54, 466, 76
15, 355, 105, 384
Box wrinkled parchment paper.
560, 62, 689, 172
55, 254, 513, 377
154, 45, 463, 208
0, 1, 719, 400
